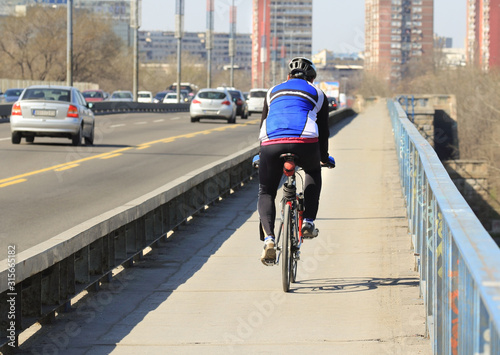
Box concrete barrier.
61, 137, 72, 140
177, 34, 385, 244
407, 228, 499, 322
0, 144, 258, 348
0, 104, 11, 119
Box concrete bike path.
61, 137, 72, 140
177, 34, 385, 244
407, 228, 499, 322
18, 100, 431, 354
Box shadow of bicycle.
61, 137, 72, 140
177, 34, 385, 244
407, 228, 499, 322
288, 276, 419, 294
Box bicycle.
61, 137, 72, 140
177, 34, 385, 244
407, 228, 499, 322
254, 152, 334, 292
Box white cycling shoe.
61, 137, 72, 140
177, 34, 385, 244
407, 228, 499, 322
260, 237, 276, 265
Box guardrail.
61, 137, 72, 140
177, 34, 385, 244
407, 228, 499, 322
0, 107, 355, 351
0, 101, 190, 120
388, 99, 500, 354
90, 101, 190, 114
0, 104, 12, 120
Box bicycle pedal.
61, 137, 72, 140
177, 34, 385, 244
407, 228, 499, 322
302, 228, 319, 239
262, 259, 276, 266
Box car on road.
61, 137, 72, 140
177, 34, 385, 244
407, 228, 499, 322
327, 96, 338, 111
2, 88, 24, 103
167, 82, 198, 98
82, 89, 107, 103
189, 88, 237, 124
246, 88, 267, 116
10, 85, 95, 146
138, 90, 153, 103
163, 92, 188, 103
153, 90, 171, 103
219, 87, 248, 119
109, 90, 134, 102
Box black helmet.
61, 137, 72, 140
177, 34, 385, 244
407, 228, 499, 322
288, 57, 317, 80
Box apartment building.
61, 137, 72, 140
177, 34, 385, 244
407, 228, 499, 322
139, 31, 252, 70
252, 0, 313, 88
466, 0, 500, 71
365, 0, 433, 83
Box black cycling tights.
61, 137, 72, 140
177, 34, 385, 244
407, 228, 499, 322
258, 142, 322, 238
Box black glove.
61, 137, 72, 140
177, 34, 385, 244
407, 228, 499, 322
321, 155, 335, 169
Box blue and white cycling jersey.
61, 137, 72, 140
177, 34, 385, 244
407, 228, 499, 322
259, 78, 326, 145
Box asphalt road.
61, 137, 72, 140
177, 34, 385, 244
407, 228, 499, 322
0, 112, 261, 255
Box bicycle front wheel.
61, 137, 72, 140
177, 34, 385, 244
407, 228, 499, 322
281, 203, 292, 292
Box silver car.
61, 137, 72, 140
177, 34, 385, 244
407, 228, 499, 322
190, 88, 237, 123
110, 90, 134, 102
10, 85, 95, 146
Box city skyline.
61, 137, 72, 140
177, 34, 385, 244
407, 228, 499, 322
141, 0, 467, 53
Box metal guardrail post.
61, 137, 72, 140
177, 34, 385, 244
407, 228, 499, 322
114, 227, 127, 263
74, 247, 89, 285
126, 223, 138, 257
154, 209, 163, 240
23, 274, 42, 319
89, 239, 104, 276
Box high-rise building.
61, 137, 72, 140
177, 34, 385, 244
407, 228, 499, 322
251, 0, 313, 88
466, 0, 500, 71
365, 0, 433, 83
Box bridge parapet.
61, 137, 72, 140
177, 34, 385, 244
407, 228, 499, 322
396, 94, 458, 160
388, 99, 500, 354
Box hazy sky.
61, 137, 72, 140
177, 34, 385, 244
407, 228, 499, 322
141, 0, 467, 53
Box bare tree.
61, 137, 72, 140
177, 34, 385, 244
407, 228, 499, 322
0, 6, 122, 84
72, 9, 123, 84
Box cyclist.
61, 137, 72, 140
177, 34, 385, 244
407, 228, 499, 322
257, 56, 335, 265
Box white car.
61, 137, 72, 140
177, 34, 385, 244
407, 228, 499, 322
10, 85, 95, 146
163, 92, 188, 104
247, 88, 267, 116
189, 88, 237, 124
138, 91, 153, 103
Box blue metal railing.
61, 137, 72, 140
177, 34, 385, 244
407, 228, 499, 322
388, 99, 500, 354
396, 95, 416, 122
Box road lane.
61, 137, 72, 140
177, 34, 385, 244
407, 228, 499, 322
0, 112, 260, 254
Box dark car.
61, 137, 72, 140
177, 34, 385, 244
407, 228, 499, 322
3, 88, 24, 103
154, 90, 172, 103
219, 87, 248, 119
327, 97, 338, 112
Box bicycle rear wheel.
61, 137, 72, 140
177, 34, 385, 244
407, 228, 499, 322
291, 224, 298, 283
281, 203, 292, 292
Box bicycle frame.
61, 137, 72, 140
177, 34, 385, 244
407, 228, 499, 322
275, 154, 304, 291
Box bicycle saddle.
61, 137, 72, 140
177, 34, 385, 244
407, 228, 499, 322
279, 153, 299, 162
280, 153, 299, 176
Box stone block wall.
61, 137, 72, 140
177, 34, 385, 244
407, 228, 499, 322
444, 160, 489, 201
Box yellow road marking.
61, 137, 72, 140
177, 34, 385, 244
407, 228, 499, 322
55, 164, 80, 172
0, 147, 133, 186
101, 153, 123, 159
0, 179, 27, 188
0, 119, 259, 186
